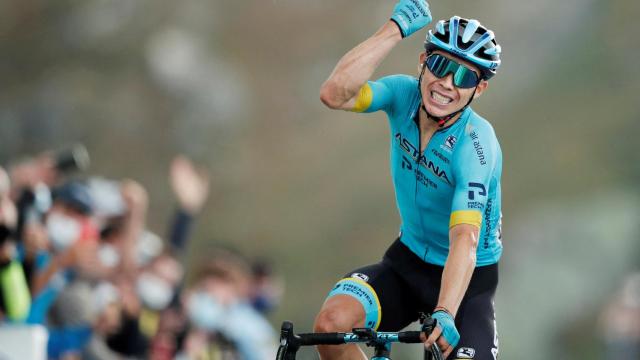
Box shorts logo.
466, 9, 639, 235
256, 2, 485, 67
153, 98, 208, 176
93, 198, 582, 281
456, 347, 475, 358
351, 273, 369, 282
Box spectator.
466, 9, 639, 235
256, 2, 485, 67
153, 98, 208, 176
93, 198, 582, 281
600, 272, 640, 359
106, 252, 184, 358
31, 181, 101, 297
82, 282, 123, 360
178, 252, 277, 360
0, 224, 31, 322
249, 258, 284, 315
0, 167, 17, 229
1, 150, 282, 360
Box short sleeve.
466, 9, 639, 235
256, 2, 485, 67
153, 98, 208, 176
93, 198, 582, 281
449, 124, 499, 228
352, 75, 418, 118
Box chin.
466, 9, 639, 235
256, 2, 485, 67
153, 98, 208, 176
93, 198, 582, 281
424, 102, 461, 118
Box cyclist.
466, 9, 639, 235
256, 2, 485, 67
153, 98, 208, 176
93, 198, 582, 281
315, 1, 503, 359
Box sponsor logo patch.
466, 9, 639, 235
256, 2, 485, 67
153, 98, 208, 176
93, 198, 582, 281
351, 273, 369, 282
456, 347, 475, 358
445, 135, 457, 149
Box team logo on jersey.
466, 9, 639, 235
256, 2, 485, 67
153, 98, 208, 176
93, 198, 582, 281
456, 347, 476, 358
468, 182, 487, 200
395, 133, 452, 185
351, 273, 369, 282
467, 182, 487, 210
470, 131, 487, 166
444, 135, 457, 150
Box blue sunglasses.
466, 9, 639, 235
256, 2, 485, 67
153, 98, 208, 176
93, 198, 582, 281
424, 54, 481, 89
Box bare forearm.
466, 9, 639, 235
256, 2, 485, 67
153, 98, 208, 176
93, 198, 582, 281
437, 229, 478, 315
32, 256, 64, 295
320, 21, 402, 109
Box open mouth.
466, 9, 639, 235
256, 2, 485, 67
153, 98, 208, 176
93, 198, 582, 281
430, 91, 453, 105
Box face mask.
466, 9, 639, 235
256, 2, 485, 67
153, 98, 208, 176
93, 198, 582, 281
136, 272, 174, 310
252, 294, 279, 314
46, 212, 81, 252
187, 291, 226, 331
98, 243, 121, 268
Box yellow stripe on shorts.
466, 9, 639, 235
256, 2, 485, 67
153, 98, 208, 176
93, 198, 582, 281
346, 277, 382, 329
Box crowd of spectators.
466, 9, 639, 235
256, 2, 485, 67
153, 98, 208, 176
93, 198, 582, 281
0, 145, 281, 360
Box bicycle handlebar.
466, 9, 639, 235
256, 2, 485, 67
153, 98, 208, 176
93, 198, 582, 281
277, 316, 443, 360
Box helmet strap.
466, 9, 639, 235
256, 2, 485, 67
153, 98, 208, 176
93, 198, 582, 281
418, 61, 477, 128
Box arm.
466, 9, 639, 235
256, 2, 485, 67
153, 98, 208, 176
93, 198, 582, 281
319, 22, 402, 110
423, 224, 478, 358
31, 251, 69, 296
167, 156, 209, 254
118, 180, 148, 275
320, 0, 432, 110
437, 224, 478, 315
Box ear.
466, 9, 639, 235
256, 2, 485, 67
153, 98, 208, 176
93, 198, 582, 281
419, 52, 427, 63
418, 52, 427, 72
473, 80, 489, 99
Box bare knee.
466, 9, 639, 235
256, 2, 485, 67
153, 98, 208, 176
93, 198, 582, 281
314, 295, 364, 333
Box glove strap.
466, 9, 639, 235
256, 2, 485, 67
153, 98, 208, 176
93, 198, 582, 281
433, 306, 454, 318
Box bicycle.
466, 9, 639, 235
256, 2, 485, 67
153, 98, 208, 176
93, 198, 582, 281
276, 313, 444, 360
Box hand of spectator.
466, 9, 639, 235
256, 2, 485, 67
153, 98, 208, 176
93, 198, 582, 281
170, 156, 210, 214
120, 179, 148, 219
0, 197, 17, 229
115, 276, 141, 317
23, 222, 48, 259
57, 241, 102, 275
0, 166, 10, 196
8, 154, 58, 194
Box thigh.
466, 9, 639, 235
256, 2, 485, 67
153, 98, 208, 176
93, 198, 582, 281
453, 290, 499, 360
326, 261, 421, 332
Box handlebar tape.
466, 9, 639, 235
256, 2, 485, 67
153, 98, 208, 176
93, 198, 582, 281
297, 332, 346, 345
398, 331, 423, 343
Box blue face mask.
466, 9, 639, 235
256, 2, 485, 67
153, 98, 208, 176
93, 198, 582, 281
251, 294, 278, 314
187, 291, 226, 331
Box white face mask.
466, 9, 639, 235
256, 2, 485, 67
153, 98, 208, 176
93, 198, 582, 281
46, 212, 81, 252
136, 272, 174, 310
98, 243, 121, 268
187, 291, 226, 331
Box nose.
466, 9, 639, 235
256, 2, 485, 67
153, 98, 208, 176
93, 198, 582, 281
440, 73, 455, 89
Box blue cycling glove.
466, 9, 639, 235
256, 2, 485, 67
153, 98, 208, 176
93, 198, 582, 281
390, 0, 432, 38
431, 310, 460, 348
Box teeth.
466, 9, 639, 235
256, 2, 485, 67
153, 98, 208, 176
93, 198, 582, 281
431, 91, 452, 105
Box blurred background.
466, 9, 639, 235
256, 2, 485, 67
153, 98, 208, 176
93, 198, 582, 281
0, 0, 639, 359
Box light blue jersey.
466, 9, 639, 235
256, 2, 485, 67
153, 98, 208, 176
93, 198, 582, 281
353, 74, 502, 266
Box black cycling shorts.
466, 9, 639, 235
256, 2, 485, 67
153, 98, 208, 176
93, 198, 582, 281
326, 238, 499, 360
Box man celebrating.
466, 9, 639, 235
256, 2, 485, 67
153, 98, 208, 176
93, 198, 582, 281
314, 1, 503, 359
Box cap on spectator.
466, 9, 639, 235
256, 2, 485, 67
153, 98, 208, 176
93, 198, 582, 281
52, 181, 93, 215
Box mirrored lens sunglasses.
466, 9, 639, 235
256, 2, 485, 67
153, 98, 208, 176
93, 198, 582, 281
424, 54, 481, 89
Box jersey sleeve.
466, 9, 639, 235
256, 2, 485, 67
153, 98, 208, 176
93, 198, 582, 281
449, 124, 500, 228
351, 75, 417, 117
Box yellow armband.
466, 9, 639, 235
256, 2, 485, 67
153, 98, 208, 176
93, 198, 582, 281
352, 83, 373, 113
450, 210, 482, 228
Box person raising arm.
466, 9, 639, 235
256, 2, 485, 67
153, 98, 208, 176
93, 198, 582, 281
315, 1, 503, 359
